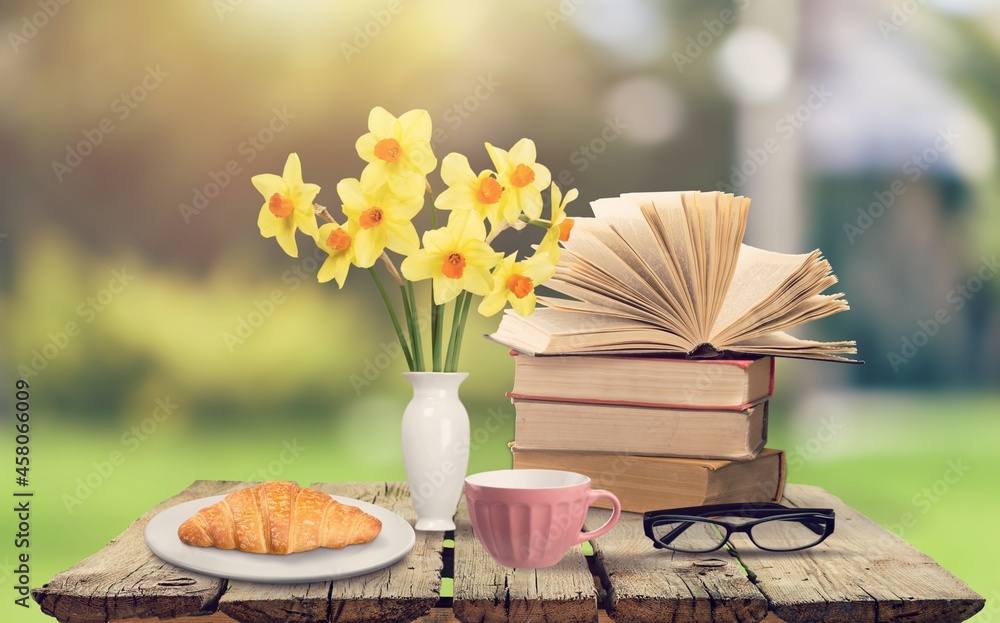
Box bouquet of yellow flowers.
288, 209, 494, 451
251, 106, 578, 372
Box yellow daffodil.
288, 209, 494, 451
485, 138, 551, 223
434, 152, 505, 227
356, 106, 437, 197
538, 183, 580, 260
316, 219, 358, 288
479, 250, 557, 317
337, 178, 421, 267
401, 211, 502, 305
252, 153, 320, 257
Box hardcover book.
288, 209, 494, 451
490, 191, 858, 362
508, 351, 774, 410
511, 397, 768, 460
510, 445, 786, 513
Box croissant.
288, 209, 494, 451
177, 481, 382, 554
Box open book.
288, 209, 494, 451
491, 191, 858, 362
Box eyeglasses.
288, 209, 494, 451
643, 503, 835, 553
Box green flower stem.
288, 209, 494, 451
406, 281, 430, 372
426, 182, 445, 373
447, 291, 475, 372
404, 281, 425, 371
518, 214, 551, 228
431, 288, 439, 372
368, 267, 414, 371
432, 293, 445, 372
412, 282, 427, 371
444, 292, 465, 372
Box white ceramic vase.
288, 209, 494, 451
401, 372, 470, 531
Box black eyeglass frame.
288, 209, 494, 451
642, 502, 836, 553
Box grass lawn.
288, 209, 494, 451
3, 392, 996, 622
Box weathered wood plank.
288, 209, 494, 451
112, 608, 619, 623
218, 481, 442, 623
452, 494, 598, 623
585, 507, 768, 623
32, 480, 250, 623
733, 484, 985, 623
218, 580, 331, 623
115, 613, 240, 623
412, 606, 616, 623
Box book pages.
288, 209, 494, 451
728, 330, 858, 362
491, 189, 858, 362
494, 308, 692, 354
710, 249, 851, 348
542, 281, 676, 329
710, 245, 811, 342
589, 196, 645, 219
601, 218, 695, 329
552, 235, 687, 331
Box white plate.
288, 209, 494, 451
144, 493, 415, 583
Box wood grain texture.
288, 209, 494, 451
115, 613, 241, 623
41, 481, 987, 623
217, 481, 442, 623
452, 495, 599, 623
111, 608, 618, 623
32, 480, 250, 623
734, 484, 985, 623
586, 507, 768, 623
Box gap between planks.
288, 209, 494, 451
451, 493, 601, 623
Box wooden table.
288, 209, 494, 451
32, 480, 984, 623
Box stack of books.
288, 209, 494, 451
490, 191, 858, 512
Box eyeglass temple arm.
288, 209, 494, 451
654, 520, 699, 549
798, 516, 833, 536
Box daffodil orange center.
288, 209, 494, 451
558, 218, 575, 242
326, 228, 351, 251
268, 193, 294, 218
510, 164, 535, 188
442, 252, 466, 279
507, 273, 534, 298
360, 207, 384, 229
476, 176, 503, 204
374, 138, 402, 163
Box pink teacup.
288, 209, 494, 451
464, 469, 621, 568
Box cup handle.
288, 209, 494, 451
575, 489, 621, 545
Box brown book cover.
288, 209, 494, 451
512, 397, 768, 460
510, 444, 786, 514
508, 351, 774, 410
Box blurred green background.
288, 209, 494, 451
1, 1, 998, 621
